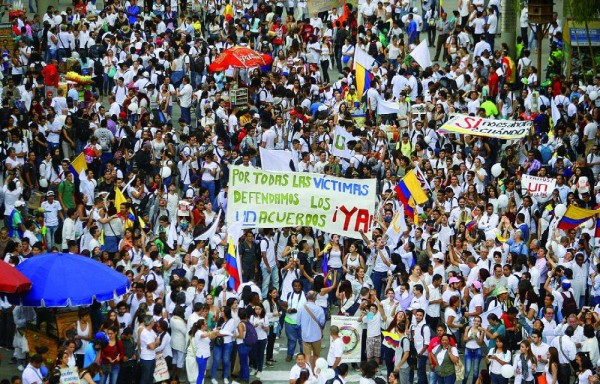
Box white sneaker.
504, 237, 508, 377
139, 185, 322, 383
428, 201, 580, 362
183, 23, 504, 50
17, 365, 24, 371
211, 379, 218, 384
224, 379, 230, 384
256, 372, 262, 379
250, 368, 257, 376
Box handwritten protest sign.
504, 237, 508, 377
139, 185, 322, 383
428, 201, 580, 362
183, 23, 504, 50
227, 166, 377, 239
439, 114, 532, 139
60, 367, 79, 384
521, 174, 556, 201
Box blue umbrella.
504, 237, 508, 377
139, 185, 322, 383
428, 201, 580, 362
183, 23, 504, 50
9, 253, 130, 307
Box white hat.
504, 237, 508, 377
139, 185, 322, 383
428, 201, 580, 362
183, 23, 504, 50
433, 252, 444, 260
14, 200, 25, 208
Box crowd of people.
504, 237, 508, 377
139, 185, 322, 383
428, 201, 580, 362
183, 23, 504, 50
0, 0, 600, 383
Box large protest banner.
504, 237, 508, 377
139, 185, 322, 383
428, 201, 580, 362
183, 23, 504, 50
521, 174, 556, 200
331, 316, 362, 362
439, 114, 532, 139
227, 166, 377, 239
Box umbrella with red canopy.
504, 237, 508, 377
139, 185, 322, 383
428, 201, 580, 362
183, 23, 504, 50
0, 259, 32, 294
208, 46, 273, 73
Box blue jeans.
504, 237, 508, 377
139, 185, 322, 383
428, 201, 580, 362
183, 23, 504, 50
416, 355, 428, 384
100, 365, 119, 384
201, 180, 215, 207
139, 359, 155, 384
490, 372, 509, 384
261, 264, 280, 298
45, 48, 57, 64
211, 342, 233, 380
371, 271, 387, 299
285, 322, 302, 358
45, 225, 58, 251
238, 344, 252, 382
464, 348, 483, 384
436, 373, 456, 384
181, 106, 191, 124
196, 356, 208, 384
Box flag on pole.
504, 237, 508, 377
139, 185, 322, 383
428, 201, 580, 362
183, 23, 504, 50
166, 220, 178, 249
225, 236, 242, 291
115, 187, 127, 209
410, 40, 433, 70
465, 220, 476, 231
259, 147, 297, 172
595, 217, 600, 238
69, 153, 87, 179
557, 205, 600, 230
354, 47, 376, 98
386, 209, 407, 245
195, 211, 222, 241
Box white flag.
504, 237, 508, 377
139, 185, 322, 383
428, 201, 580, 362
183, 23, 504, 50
331, 126, 357, 159
377, 98, 401, 115
354, 47, 377, 70
410, 40, 433, 70
386, 210, 407, 245
195, 210, 222, 241
259, 147, 297, 172
166, 220, 178, 249
551, 99, 561, 127
227, 220, 245, 245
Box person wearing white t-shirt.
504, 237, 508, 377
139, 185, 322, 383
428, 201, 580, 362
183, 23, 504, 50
327, 326, 344, 369
21, 355, 45, 384
139, 316, 160, 384
177, 76, 193, 124
464, 282, 484, 324
199, 153, 218, 205
289, 354, 316, 384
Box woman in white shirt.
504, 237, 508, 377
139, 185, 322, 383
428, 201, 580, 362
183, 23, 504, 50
575, 352, 594, 384
462, 315, 485, 384
192, 319, 212, 384
486, 336, 512, 384
210, 306, 236, 383
249, 304, 269, 377
513, 340, 537, 384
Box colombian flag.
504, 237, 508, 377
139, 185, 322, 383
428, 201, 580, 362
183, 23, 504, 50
69, 153, 87, 178
395, 171, 429, 207
465, 220, 476, 231
557, 205, 600, 230
354, 47, 377, 100
595, 217, 600, 238
225, 236, 241, 291
382, 331, 400, 347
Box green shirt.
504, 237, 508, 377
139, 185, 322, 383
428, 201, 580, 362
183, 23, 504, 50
58, 181, 75, 209
10, 210, 22, 239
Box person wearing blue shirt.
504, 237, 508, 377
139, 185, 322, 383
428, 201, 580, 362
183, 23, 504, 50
296, 291, 326, 370
484, 313, 506, 350
407, 15, 418, 44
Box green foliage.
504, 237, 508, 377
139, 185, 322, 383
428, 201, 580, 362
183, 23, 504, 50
566, 0, 599, 23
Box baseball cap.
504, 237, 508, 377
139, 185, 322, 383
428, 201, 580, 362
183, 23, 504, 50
448, 277, 460, 284
14, 200, 25, 207
471, 281, 482, 290
46, 191, 55, 196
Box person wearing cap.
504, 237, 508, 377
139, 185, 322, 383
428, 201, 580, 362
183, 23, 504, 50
7, 200, 26, 240
41, 190, 64, 251
464, 281, 484, 325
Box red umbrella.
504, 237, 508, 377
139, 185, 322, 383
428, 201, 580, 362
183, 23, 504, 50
0, 259, 32, 294
208, 46, 273, 73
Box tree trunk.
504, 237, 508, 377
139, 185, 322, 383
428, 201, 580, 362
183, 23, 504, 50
501, 0, 517, 56
584, 21, 598, 76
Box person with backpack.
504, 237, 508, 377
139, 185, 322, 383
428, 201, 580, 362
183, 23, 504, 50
235, 308, 256, 383
544, 272, 579, 320
297, 291, 326, 369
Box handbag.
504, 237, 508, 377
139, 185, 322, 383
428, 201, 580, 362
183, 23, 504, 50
108, 65, 117, 78
537, 374, 548, 384
213, 336, 224, 346
454, 358, 465, 381
304, 304, 324, 337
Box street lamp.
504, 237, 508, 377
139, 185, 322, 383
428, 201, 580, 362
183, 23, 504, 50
527, 0, 554, 81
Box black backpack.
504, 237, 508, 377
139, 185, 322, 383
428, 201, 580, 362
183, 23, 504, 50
561, 291, 578, 318
94, 59, 104, 77
193, 55, 206, 74
368, 41, 378, 58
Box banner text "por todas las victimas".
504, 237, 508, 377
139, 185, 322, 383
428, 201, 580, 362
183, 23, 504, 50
227, 166, 378, 240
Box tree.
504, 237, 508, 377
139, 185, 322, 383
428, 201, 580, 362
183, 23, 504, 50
565, 0, 599, 75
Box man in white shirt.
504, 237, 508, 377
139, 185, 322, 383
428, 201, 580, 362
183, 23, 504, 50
549, 326, 577, 383
177, 76, 193, 125
413, 309, 431, 384
21, 354, 45, 384
530, 330, 550, 377
41, 191, 63, 251
139, 315, 160, 384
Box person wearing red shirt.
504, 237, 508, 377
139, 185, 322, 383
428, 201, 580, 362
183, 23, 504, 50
101, 327, 124, 384
41, 59, 59, 95
501, 307, 520, 350
488, 65, 500, 97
